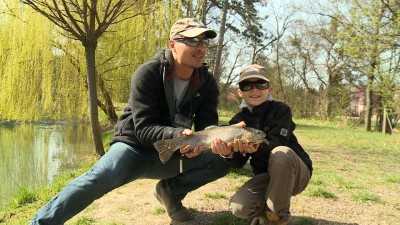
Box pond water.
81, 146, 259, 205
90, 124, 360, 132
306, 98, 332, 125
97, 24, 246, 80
0, 122, 94, 208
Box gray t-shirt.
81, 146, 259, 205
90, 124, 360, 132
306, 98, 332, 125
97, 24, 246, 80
174, 76, 190, 109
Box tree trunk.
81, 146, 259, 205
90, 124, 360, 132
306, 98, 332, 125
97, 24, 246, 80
98, 77, 118, 123
85, 43, 105, 156
382, 104, 387, 134
364, 81, 373, 131
213, 0, 228, 83
364, 55, 376, 132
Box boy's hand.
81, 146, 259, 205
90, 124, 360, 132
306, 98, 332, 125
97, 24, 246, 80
210, 138, 232, 156
232, 121, 246, 128
229, 121, 259, 156
230, 140, 259, 156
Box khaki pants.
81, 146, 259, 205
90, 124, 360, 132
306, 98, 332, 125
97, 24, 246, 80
229, 146, 310, 219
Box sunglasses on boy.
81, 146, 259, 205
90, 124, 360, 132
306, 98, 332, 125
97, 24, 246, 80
174, 37, 211, 47
239, 80, 270, 91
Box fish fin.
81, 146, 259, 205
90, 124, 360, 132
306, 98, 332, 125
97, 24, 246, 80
153, 139, 178, 164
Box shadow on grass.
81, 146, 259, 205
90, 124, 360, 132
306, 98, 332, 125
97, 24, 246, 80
170, 211, 359, 225
227, 163, 254, 179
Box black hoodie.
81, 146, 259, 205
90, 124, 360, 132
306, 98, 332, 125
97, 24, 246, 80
227, 100, 313, 176
110, 49, 219, 154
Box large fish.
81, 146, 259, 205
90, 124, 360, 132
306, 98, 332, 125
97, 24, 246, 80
154, 126, 266, 163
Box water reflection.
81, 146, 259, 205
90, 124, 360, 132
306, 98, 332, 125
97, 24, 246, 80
0, 123, 93, 208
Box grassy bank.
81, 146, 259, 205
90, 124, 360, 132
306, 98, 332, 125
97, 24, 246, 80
1, 117, 399, 224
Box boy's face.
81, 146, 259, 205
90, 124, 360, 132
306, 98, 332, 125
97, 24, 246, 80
237, 78, 272, 107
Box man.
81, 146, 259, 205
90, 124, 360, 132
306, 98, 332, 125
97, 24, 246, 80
31, 18, 230, 224
211, 64, 313, 225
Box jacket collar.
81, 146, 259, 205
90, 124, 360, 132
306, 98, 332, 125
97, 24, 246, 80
160, 48, 208, 119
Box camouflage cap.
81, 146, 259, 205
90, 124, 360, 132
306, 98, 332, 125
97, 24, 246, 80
170, 18, 217, 40
238, 64, 270, 83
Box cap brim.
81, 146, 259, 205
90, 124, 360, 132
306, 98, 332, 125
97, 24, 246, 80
179, 28, 217, 38
238, 75, 270, 83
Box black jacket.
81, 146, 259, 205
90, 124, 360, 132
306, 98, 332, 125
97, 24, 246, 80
110, 49, 219, 153
227, 100, 313, 176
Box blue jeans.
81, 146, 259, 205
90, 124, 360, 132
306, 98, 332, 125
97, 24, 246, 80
31, 142, 230, 224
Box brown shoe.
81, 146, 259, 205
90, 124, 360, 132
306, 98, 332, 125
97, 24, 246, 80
266, 210, 289, 225
154, 180, 193, 222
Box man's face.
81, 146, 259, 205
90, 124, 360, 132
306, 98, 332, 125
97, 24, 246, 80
170, 33, 209, 69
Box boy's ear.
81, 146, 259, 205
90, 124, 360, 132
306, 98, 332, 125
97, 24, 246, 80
237, 89, 243, 98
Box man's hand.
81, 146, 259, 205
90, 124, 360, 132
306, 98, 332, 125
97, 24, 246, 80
179, 129, 203, 158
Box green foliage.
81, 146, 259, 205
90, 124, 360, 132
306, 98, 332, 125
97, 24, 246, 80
11, 186, 38, 208
336, 0, 400, 122
0, 1, 184, 122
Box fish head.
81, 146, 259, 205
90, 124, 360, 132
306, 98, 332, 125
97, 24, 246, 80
243, 127, 266, 143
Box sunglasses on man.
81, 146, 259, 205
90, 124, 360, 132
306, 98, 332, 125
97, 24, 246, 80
174, 37, 211, 47
239, 80, 270, 92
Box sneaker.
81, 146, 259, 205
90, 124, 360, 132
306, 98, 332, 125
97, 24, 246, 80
153, 180, 193, 222
250, 210, 289, 225
251, 217, 265, 225
250, 216, 274, 225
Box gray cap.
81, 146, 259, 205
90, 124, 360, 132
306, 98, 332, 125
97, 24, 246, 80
238, 64, 270, 83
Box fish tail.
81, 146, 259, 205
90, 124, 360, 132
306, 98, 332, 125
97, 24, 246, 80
153, 139, 179, 164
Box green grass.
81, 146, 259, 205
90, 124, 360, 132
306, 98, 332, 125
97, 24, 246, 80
351, 192, 384, 204
74, 216, 98, 225
204, 193, 227, 200
295, 118, 399, 211
212, 213, 248, 225
218, 108, 236, 125
10, 186, 38, 208
152, 207, 166, 215
295, 217, 316, 225
305, 188, 336, 199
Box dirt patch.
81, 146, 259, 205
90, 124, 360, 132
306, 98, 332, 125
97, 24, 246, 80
65, 174, 398, 225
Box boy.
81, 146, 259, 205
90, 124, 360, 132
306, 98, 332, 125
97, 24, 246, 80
212, 64, 313, 225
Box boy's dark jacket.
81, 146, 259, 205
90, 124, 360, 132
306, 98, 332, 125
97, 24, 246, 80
228, 100, 313, 176
110, 49, 219, 153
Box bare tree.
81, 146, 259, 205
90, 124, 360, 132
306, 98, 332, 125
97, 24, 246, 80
213, 0, 228, 82
21, 0, 140, 156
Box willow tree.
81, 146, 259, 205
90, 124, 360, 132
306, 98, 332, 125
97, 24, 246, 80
94, 0, 183, 104
0, 2, 62, 121
21, 0, 141, 156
